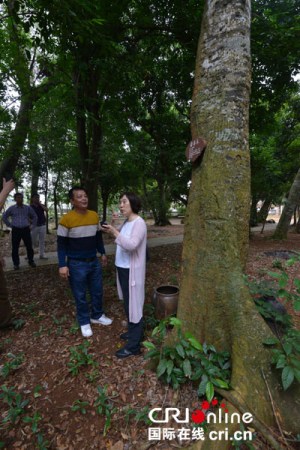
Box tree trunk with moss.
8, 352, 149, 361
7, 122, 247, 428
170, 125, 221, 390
176, 1, 300, 448
273, 168, 300, 240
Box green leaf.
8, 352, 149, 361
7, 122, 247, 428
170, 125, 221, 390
183, 359, 192, 378
263, 337, 279, 345
282, 342, 293, 356
293, 368, 300, 382
268, 271, 281, 279
169, 317, 182, 327
143, 349, 159, 360
222, 361, 231, 370
151, 325, 160, 336
198, 379, 207, 396
275, 355, 286, 369
186, 336, 203, 351
278, 279, 288, 289
213, 378, 229, 389
282, 366, 295, 390
157, 359, 168, 378
290, 357, 300, 370
294, 300, 300, 311
175, 344, 185, 358
206, 381, 214, 402
166, 360, 174, 376
143, 341, 156, 350
171, 373, 179, 389
91, 18, 105, 25
293, 278, 300, 289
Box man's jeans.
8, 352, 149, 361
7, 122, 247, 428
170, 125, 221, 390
68, 258, 104, 326
31, 224, 46, 257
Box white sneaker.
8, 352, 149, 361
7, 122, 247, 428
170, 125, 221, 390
81, 324, 93, 337
91, 314, 113, 326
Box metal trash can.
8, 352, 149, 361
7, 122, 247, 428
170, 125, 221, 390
152, 285, 179, 320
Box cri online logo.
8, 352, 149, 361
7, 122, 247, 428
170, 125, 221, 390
149, 399, 253, 425
191, 399, 220, 424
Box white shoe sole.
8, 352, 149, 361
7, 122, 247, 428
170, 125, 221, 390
81, 325, 93, 337
90, 318, 113, 326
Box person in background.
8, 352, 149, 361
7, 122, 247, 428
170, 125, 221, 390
0, 178, 15, 327
57, 186, 113, 338
102, 192, 147, 358
2, 192, 37, 270
30, 194, 48, 260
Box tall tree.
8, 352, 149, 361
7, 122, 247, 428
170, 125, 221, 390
273, 167, 300, 239
0, 0, 56, 189
36, 0, 134, 211
177, 1, 299, 448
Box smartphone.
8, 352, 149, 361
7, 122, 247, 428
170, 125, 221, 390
100, 220, 107, 226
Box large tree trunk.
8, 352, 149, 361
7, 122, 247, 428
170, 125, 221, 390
74, 65, 102, 212
100, 187, 110, 222
53, 174, 60, 230
29, 140, 41, 197
273, 168, 300, 240
155, 180, 171, 226
177, 1, 299, 447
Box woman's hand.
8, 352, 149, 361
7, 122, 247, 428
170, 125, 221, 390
101, 224, 119, 238
2, 178, 15, 194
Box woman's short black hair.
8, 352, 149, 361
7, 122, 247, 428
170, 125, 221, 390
120, 192, 142, 214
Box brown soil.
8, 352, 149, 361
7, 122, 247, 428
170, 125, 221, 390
0, 226, 299, 450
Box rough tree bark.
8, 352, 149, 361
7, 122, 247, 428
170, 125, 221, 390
176, 1, 299, 448
73, 63, 102, 212
273, 168, 300, 240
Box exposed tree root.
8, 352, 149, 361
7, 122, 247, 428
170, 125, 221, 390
213, 388, 290, 450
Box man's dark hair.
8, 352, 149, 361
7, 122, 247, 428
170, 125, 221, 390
120, 192, 142, 214
68, 186, 88, 201
31, 193, 39, 199
14, 192, 23, 200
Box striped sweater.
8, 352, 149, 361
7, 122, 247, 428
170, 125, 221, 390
57, 209, 105, 268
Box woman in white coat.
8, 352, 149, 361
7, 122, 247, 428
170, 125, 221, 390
102, 192, 147, 358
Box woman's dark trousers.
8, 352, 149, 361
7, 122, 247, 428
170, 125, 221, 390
117, 267, 143, 352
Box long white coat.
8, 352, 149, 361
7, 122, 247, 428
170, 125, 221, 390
115, 217, 147, 323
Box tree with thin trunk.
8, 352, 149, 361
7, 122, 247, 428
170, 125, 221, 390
177, 1, 299, 448
273, 168, 300, 240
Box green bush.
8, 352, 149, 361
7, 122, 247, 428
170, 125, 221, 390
143, 317, 231, 401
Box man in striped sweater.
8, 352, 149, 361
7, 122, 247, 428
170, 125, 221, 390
57, 187, 112, 337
